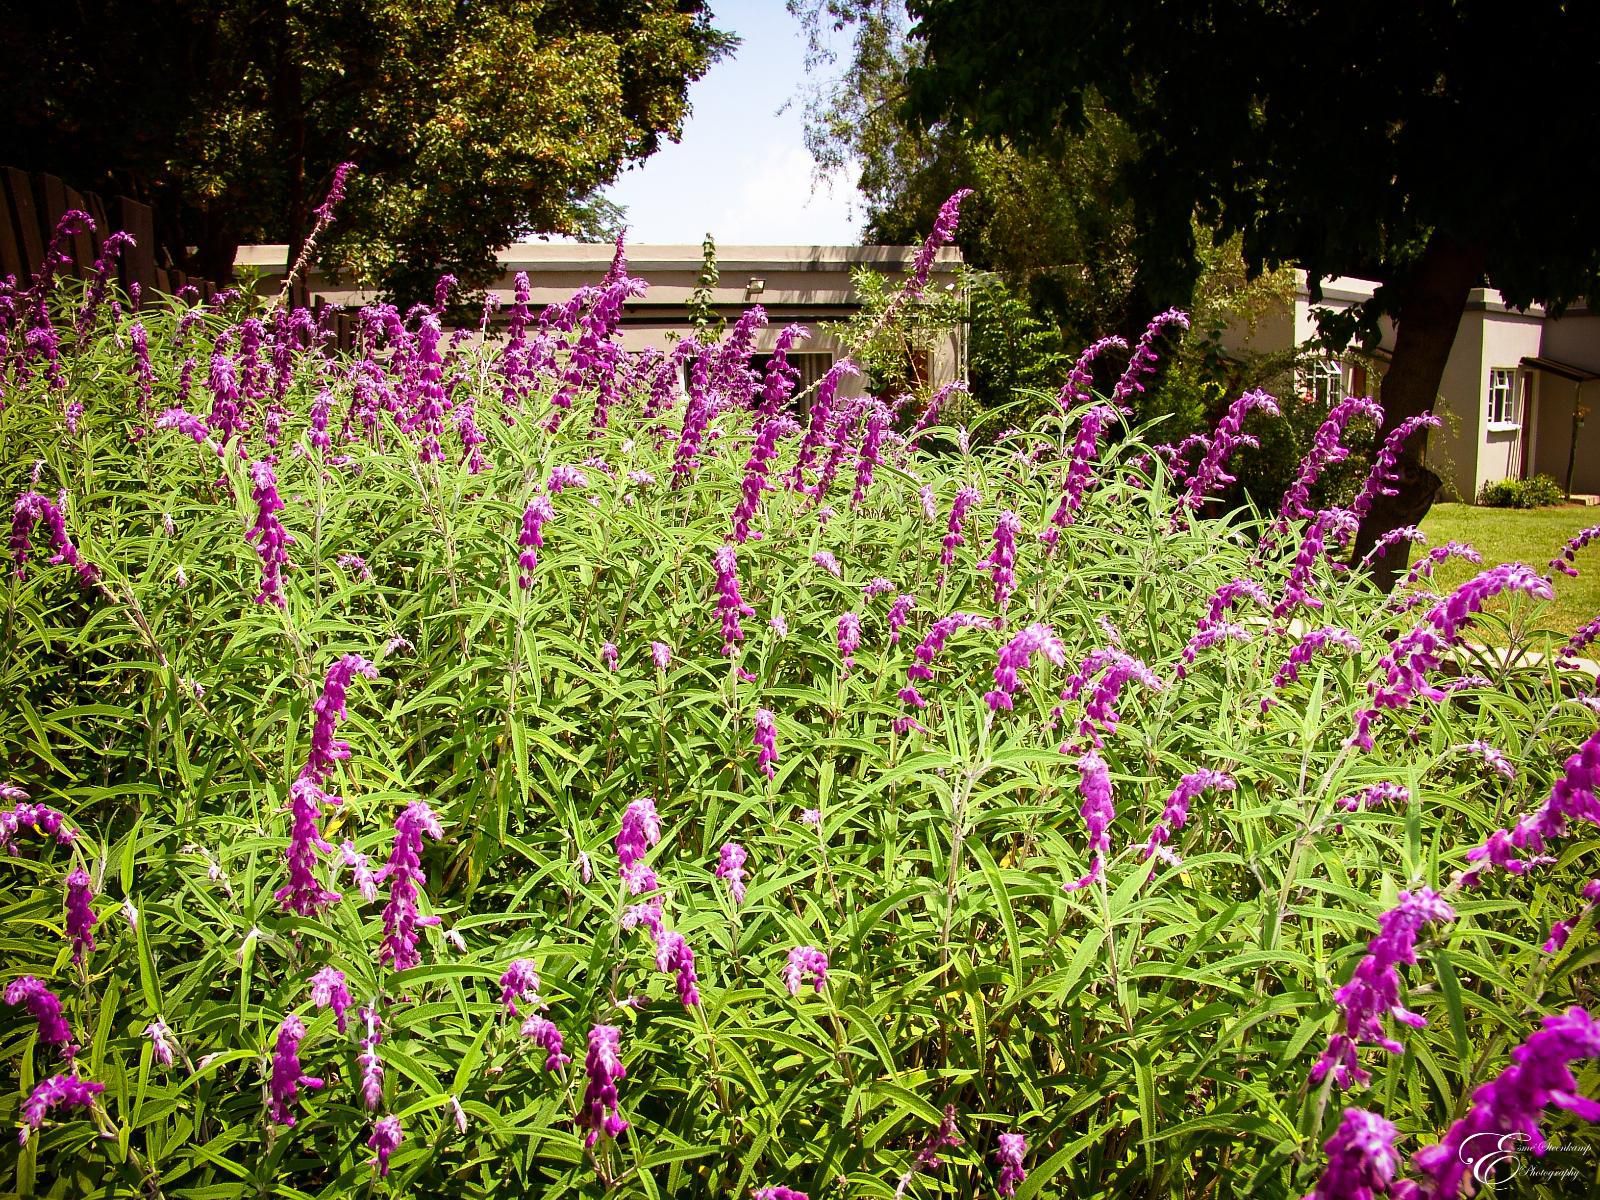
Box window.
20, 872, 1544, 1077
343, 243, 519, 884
1487, 368, 1521, 427
1306, 358, 1345, 407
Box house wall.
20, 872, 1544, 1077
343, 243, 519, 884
1471, 310, 1544, 495
1532, 312, 1600, 495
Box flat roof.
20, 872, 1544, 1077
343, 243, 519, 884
234, 243, 962, 274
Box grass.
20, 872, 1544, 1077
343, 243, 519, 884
1419, 501, 1599, 638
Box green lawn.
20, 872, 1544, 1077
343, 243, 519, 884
1418, 502, 1599, 637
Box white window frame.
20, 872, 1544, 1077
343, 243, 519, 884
1487, 367, 1521, 430
1306, 358, 1345, 407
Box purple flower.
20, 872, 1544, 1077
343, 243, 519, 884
1462, 726, 1600, 884
1055, 335, 1129, 414
378, 802, 443, 972
753, 708, 778, 780
18, 1074, 103, 1145
616, 797, 661, 894
545, 465, 588, 494
601, 641, 619, 671
267, 1014, 325, 1126
1270, 626, 1363, 693
579, 1024, 629, 1147
790, 360, 860, 490
358, 1009, 384, 1109
1063, 752, 1115, 891
144, 1019, 176, 1067
521, 1013, 571, 1070
1060, 649, 1164, 747
852, 400, 891, 507
752, 1188, 810, 1200
9, 491, 98, 588
811, 550, 841, 578
783, 946, 829, 996
0, 801, 74, 853
1543, 880, 1600, 954
1111, 309, 1190, 411
1042, 405, 1119, 545
1551, 523, 1600, 577
901, 612, 987, 707
1143, 770, 1235, 864
64, 868, 96, 963
919, 485, 938, 521
367, 1114, 402, 1177
650, 641, 672, 671
1408, 1008, 1600, 1198
980, 510, 1021, 608
939, 486, 980, 579
1560, 614, 1600, 666
1362, 525, 1427, 567
716, 842, 748, 905
1351, 414, 1441, 522
1463, 740, 1515, 780
1180, 389, 1282, 513
1177, 579, 1271, 677
714, 546, 755, 656
244, 462, 294, 607
984, 623, 1066, 712
1400, 541, 1481, 587
4, 977, 76, 1058
1272, 509, 1358, 619
517, 496, 555, 588
1337, 782, 1412, 813
734, 414, 789, 541
654, 930, 701, 1007
340, 840, 379, 902
994, 1131, 1028, 1198
1272, 395, 1384, 533
888, 594, 916, 644
1352, 565, 1554, 751
500, 959, 542, 1016
309, 967, 351, 1033
837, 611, 862, 671
1311, 889, 1456, 1089
1305, 1107, 1401, 1200
900, 189, 973, 305
303, 654, 378, 784
276, 785, 342, 919
313, 162, 356, 224
757, 324, 811, 416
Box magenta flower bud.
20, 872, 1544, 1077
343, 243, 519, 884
144, 1019, 176, 1067
1551, 523, 1600, 578
1270, 626, 1363, 692
836, 611, 862, 671
1400, 540, 1481, 587
378, 802, 443, 972
517, 496, 555, 588
753, 708, 778, 780
64, 868, 96, 963
716, 842, 748, 905
1272, 508, 1358, 619
1311, 888, 1455, 1089
1462, 725, 1600, 885
1063, 752, 1115, 892
984, 623, 1066, 712
18, 1073, 103, 1145
1060, 649, 1164, 746
499, 959, 542, 1016
654, 930, 700, 1008
650, 641, 672, 671
616, 797, 661, 876
520, 1014, 571, 1070
939, 486, 980, 578
811, 550, 841, 578
752, 1187, 810, 1200
601, 641, 619, 671
0, 800, 73, 853
1270, 395, 1384, 538
4, 977, 76, 1058
367, 1114, 402, 1177
1305, 1107, 1401, 1200
545, 464, 588, 494
10, 491, 98, 588
339, 840, 379, 902
714, 545, 755, 656
1462, 740, 1515, 780
244, 462, 294, 607
995, 1131, 1028, 1198
887, 594, 915, 644
579, 1024, 629, 1147
267, 1014, 325, 1126
901, 189, 972, 304
980, 510, 1021, 608
1336, 782, 1411, 813
1143, 770, 1235, 864
308, 967, 351, 1033
1178, 579, 1271, 677
782, 945, 828, 996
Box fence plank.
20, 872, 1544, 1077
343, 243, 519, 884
117, 196, 156, 303
0, 181, 22, 282
60, 184, 96, 275
3, 167, 46, 279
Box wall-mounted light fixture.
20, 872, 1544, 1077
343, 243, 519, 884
745, 277, 766, 301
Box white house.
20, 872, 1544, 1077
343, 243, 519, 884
1225, 273, 1600, 501
233, 242, 967, 398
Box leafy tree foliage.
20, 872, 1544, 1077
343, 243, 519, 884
903, 0, 1600, 582
0, 0, 731, 302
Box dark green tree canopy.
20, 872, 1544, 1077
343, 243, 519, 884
0, 0, 732, 302
904, 1, 1600, 331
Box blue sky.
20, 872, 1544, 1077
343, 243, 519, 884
601, 0, 860, 245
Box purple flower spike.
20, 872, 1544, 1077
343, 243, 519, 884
1551, 523, 1600, 578
753, 708, 778, 780
654, 930, 701, 1007
783, 945, 829, 996
1110, 309, 1190, 412
714, 546, 755, 656
1337, 782, 1412, 813
716, 842, 748, 905
650, 641, 672, 672
18, 1074, 103, 1145
887, 594, 916, 644
308, 967, 351, 1033
1462, 740, 1515, 780
1177, 579, 1271, 677
1351, 413, 1441, 522
1060, 649, 1164, 746
1311, 888, 1455, 1090
4, 977, 76, 1058
521, 1013, 571, 1070
1180, 389, 1281, 513
517, 496, 555, 588
984, 623, 1066, 712
144, 1019, 176, 1067
1272, 395, 1384, 536
1462, 725, 1600, 885
1063, 752, 1115, 892
1270, 626, 1363, 693
579, 1024, 629, 1147
267, 1014, 325, 1126
995, 1131, 1028, 1197
980, 510, 1021, 608
499, 959, 542, 1016
939, 486, 980, 579
752, 1188, 810, 1200
837, 611, 862, 672
378, 802, 443, 972
1042, 405, 1120, 545
1305, 1107, 1401, 1200
1408, 1008, 1600, 1199
1143, 770, 1235, 865
367, 1114, 402, 1177
245, 462, 294, 607
1272, 509, 1358, 619
357, 1008, 384, 1109
10, 491, 98, 588
617, 797, 661, 895
64, 868, 96, 962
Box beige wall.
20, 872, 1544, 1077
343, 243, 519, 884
1531, 312, 1600, 495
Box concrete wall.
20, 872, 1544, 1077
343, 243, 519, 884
1532, 312, 1600, 495
1474, 310, 1544, 493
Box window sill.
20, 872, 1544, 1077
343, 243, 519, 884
1486, 421, 1522, 434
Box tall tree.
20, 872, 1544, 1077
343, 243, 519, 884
0, 0, 731, 302
902, 1, 1600, 585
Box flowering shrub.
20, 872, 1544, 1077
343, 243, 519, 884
3, 204, 1600, 1198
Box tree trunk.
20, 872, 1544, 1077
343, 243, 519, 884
1349, 231, 1486, 591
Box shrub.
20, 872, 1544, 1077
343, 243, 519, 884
3, 204, 1600, 1199
1478, 473, 1566, 509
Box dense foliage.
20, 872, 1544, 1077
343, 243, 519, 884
1477, 475, 1566, 511
4, 205, 1600, 1199
0, 0, 730, 302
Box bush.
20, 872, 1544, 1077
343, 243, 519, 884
3, 216, 1600, 1200
1478, 473, 1566, 508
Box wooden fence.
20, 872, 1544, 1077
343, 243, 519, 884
0, 165, 221, 302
